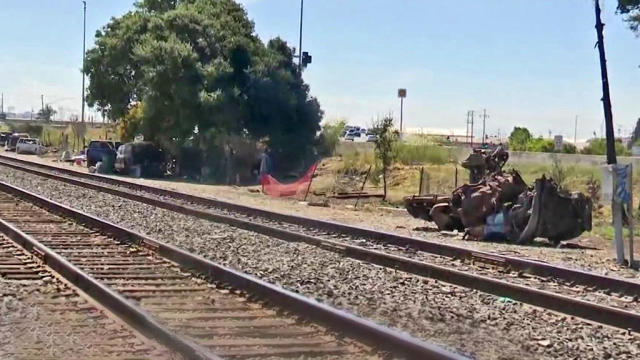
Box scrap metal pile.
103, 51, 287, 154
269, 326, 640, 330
405, 147, 592, 244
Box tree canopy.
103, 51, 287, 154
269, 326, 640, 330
37, 105, 56, 122
617, 0, 640, 34
84, 0, 322, 175
507, 127, 532, 151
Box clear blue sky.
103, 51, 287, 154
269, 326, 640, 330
0, 0, 638, 141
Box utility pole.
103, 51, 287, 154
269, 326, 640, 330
41, 94, 44, 114
481, 109, 488, 145
81, 0, 87, 123
595, 0, 628, 266
297, 0, 304, 72
1, 93, 3, 114
595, 0, 616, 165
466, 110, 475, 147
574, 115, 578, 145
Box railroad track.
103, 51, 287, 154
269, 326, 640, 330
0, 233, 176, 359
1, 155, 640, 334
0, 181, 461, 359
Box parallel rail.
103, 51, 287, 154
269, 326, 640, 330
1, 154, 638, 298
1, 158, 640, 334
0, 235, 172, 359
0, 180, 462, 360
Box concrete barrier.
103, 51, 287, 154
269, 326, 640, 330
509, 151, 640, 168
335, 141, 640, 168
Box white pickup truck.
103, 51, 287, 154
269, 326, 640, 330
16, 138, 45, 155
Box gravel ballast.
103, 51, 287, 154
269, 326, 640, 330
1, 167, 640, 359
15, 161, 640, 316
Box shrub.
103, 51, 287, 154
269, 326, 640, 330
317, 119, 346, 156
393, 143, 451, 165
581, 138, 630, 156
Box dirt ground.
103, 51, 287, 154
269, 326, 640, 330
3, 151, 639, 280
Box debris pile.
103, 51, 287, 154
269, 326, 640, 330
404, 147, 592, 244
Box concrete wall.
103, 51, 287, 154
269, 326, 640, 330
509, 151, 640, 169
335, 141, 640, 169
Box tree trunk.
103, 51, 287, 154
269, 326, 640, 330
382, 167, 387, 201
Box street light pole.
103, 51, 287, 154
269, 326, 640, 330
298, 0, 304, 72
81, 0, 87, 123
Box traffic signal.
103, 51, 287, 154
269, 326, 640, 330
302, 51, 312, 68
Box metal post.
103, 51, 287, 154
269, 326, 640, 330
81, 1, 87, 123
418, 167, 424, 196
354, 165, 372, 208
628, 165, 635, 268
400, 97, 404, 134
297, 0, 304, 72
454, 166, 458, 188
302, 162, 317, 202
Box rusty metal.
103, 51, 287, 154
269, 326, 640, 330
0, 181, 462, 360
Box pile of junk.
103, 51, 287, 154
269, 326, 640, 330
404, 147, 593, 245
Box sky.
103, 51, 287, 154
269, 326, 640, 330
0, 0, 638, 141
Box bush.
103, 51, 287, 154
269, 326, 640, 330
393, 143, 451, 165
562, 143, 577, 154
580, 138, 630, 156
317, 119, 346, 156
527, 137, 554, 152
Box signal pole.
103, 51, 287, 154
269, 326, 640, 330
81, 0, 87, 123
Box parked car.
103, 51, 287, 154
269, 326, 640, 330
115, 141, 165, 178
0, 132, 12, 147
366, 134, 379, 142
16, 138, 45, 154
345, 132, 362, 141
86, 140, 121, 167
5, 133, 30, 151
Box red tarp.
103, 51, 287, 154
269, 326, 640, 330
260, 163, 318, 197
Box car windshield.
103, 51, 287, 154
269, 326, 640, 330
21, 139, 38, 144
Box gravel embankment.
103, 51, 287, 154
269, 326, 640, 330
1, 168, 640, 359
30, 165, 640, 315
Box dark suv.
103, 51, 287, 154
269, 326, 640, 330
115, 141, 165, 178
86, 140, 121, 167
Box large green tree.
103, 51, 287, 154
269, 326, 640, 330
84, 0, 322, 173
507, 127, 532, 151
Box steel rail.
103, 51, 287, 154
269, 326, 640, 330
0, 211, 220, 360
2, 175, 640, 335
0, 180, 464, 360
0, 155, 639, 297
